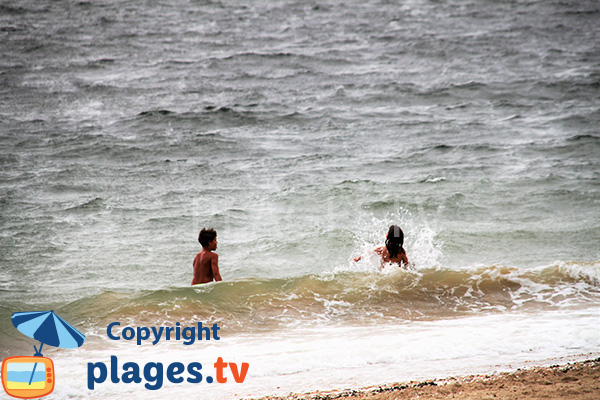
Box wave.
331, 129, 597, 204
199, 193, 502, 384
1, 260, 597, 358
566, 134, 600, 143
423, 143, 506, 153
219, 51, 309, 61
63, 197, 105, 213
5, 261, 594, 336
0, 5, 32, 15
121, 106, 314, 132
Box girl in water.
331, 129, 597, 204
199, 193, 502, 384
353, 225, 409, 267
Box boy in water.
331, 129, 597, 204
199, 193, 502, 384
191, 228, 222, 285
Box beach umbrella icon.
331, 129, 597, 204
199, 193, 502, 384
12, 311, 86, 356
10, 311, 85, 387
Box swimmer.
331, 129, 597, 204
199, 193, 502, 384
191, 228, 222, 285
353, 225, 409, 267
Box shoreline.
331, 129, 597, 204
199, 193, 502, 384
250, 358, 600, 400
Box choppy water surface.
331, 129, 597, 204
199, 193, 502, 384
1, 0, 599, 398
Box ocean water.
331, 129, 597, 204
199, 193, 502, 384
1, 0, 599, 398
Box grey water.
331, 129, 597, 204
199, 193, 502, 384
1, 0, 599, 373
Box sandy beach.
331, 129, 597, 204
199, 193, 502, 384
252, 358, 600, 400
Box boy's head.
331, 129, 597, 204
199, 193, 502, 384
198, 228, 217, 248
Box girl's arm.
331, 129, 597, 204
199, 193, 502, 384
400, 252, 409, 267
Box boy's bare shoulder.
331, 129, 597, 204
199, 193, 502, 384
195, 250, 218, 262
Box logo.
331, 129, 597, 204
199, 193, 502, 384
1, 311, 85, 399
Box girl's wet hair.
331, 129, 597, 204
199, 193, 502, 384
385, 225, 405, 259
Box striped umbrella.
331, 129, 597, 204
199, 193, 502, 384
11, 311, 85, 356
11, 311, 85, 386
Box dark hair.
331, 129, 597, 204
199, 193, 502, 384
198, 228, 217, 247
385, 225, 405, 259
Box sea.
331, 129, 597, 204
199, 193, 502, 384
1, 0, 599, 399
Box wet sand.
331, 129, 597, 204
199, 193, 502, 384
251, 358, 600, 400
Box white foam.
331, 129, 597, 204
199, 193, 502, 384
52, 306, 600, 399
557, 260, 600, 285
348, 210, 443, 273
